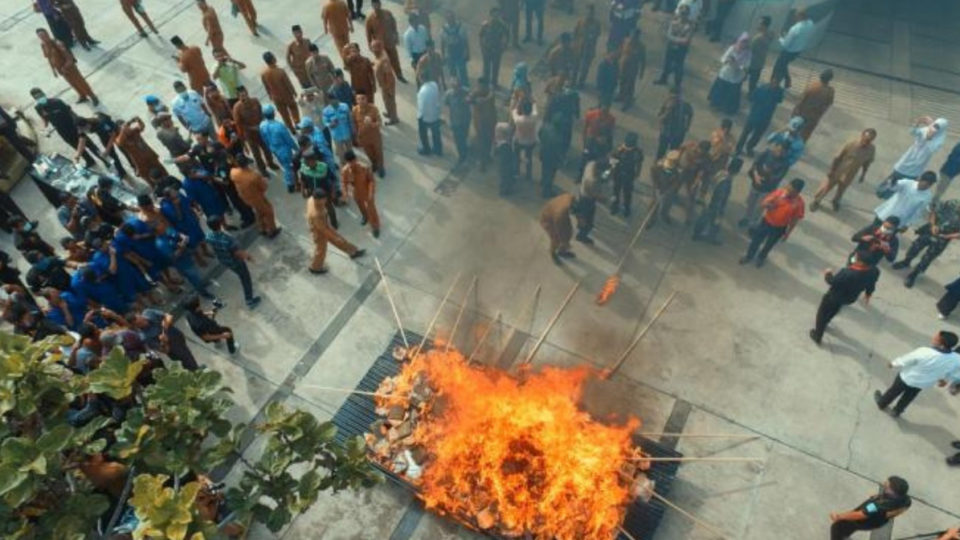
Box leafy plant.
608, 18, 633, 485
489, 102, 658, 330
128, 473, 210, 540
87, 348, 145, 400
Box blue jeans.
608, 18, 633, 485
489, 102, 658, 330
173, 255, 213, 298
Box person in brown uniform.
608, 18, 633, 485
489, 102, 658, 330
305, 45, 336, 96
547, 33, 577, 80
572, 4, 603, 88
673, 140, 712, 224
343, 45, 377, 97
52, 0, 97, 50
366, 0, 406, 82
479, 7, 510, 89
498, 0, 520, 48
37, 29, 99, 105
202, 82, 232, 128
370, 40, 398, 125
232, 86, 278, 175
341, 150, 380, 237
115, 117, 166, 186
793, 69, 835, 142
616, 28, 646, 111
260, 51, 300, 131
286, 25, 312, 89
323, 0, 354, 60
416, 39, 445, 89
119, 0, 159, 36
540, 192, 576, 264
305, 189, 365, 274
811, 128, 877, 211
230, 155, 279, 237
703, 118, 735, 198
197, 0, 226, 55
468, 77, 497, 171
172, 36, 212, 93
231, 0, 258, 36
352, 92, 384, 176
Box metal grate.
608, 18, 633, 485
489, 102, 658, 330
331, 330, 682, 540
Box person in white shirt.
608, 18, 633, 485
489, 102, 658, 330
171, 80, 215, 137
675, 0, 702, 24
771, 9, 814, 88
416, 80, 442, 156
874, 171, 936, 230
874, 331, 960, 417
403, 15, 429, 69
511, 99, 539, 183
882, 116, 949, 184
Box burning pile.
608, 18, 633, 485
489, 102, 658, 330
365, 346, 656, 539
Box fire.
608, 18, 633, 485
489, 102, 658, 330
371, 347, 642, 539
595, 274, 621, 305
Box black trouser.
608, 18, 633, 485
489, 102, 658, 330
541, 159, 559, 197
735, 117, 771, 154
938, 289, 960, 317
524, 2, 544, 42
708, 1, 736, 41
877, 374, 922, 414
902, 226, 950, 276
220, 180, 255, 226
201, 323, 236, 353
326, 197, 339, 229
452, 124, 469, 162
92, 132, 128, 177
418, 119, 442, 155
746, 68, 763, 95
830, 519, 880, 540
45, 13, 74, 47
224, 260, 255, 303
346, 0, 363, 16
657, 131, 684, 159
693, 206, 720, 239
813, 293, 847, 340
611, 174, 634, 214
166, 327, 199, 370
482, 51, 503, 88
56, 127, 99, 168
576, 198, 596, 237
744, 220, 785, 261
657, 44, 689, 87
771, 50, 800, 88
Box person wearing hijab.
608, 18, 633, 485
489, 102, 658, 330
880, 116, 949, 185
708, 32, 751, 115
509, 62, 532, 111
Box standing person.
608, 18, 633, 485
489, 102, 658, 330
305, 44, 338, 101
808, 249, 880, 345
708, 32, 751, 115
874, 332, 960, 417
115, 117, 166, 186
0, 105, 37, 162
540, 192, 577, 264
352, 92, 385, 177
305, 190, 365, 274
607, 0, 640, 50
75, 113, 129, 179
576, 152, 608, 243
172, 36, 212, 94
766, 116, 806, 169
874, 170, 936, 229
366, 0, 406, 82
738, 141, 789, 227
205, 216, 261, 308
494, 122, 516, 196
231, 0, 258, 36
707, 0, 736, 42
230, 155, 279, 238
934, 141, 960, 203
171, 81, 215, 141
656, 87, 693, 159
739, 178, 806, 268
197, 0, 226, 55
440, 11, 470, 88
893, 198, 960, 288
347, 0, 364, 20
746, 16, 774, 95
36, 29, 99, 106
416, 40, 445, 89
793, 69, 835, 141
212, 52, 246, 107
811, 129, 877, 211
693, 157, 743, 243
735, 76, 784, 156
499, 0, 521, 48
479, 8, 510, 89
469, 78, 496, 170
546, 33, 577, 81
523, 0, 545, 45
849, 217, 900, 267
323, 0, 354, 60
119, 0, 159, 36
417, 80, 442, 156
368, 41, 399, 126
259, 105, 298, 192
538, 119, 563, 198
881, 117, 949, 185
572, 4, 603, 88
654, 5, 694, 87
403, 14, 430, 70
31, 88, 98, 168
444, 78, 471, 164
672, 140, 712, 224
343, 45, 377, 98
341, 150, 380, 237
609, 132, 644, 217
512, 99, 539, 183
595, 50, 620, 107
52, 0, 97, 50
772, 9, 814, 89
546, 78, 580, 162
581, 102, 615, 177
35, 0, 73, 46
260, 52, 300, 131
322, 94, 354, 162
616, 28, 646, 111
287, 25, 312, 89
185, 296, 236, 353
232, 86, 278, 175
203, 83, 232, 128
829, 477, 911, 539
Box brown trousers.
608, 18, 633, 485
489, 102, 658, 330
120, 1, 158, 33
234, 0, 257, 34
61, 65, 95, 99
381, 90, 398, 122
355, 196, 380, 230
359, 140, 384, 172
243, 130, 276, 171
385, 45, 404, 79
249, 200, 277, 234
310, 226, 357, 271
274, 101, 300, 132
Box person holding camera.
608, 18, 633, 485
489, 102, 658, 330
185, 295, 236, 354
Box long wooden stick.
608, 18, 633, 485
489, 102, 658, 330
603, 291, 677, 379
637, 433, 760, 439
615, 200, 660, 273
650, 491, 728, 539
521, 280, 580, 365
374, 257, 408, 348
467, 311, 502, 364
298, 385, 397, 398
629, 456, 762, 463
496, 284, 541, 361
417, 271, 463, 351
445, 275, 478, 352
617, 525, 640, 540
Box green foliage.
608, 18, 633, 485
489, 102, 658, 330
129, 474, 206, 540
86, 348, 145, 400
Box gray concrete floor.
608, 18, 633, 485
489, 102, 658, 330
3, 0, 960, 538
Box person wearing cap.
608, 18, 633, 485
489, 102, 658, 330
260, 105, 299, 192
329, 69, 356, 107
352, 92, 385, 177
323, 0, 354, 60
305, 189, 365, 274
809, 249, 880, 345
115, 117, 167, 187
370, 40, 399, 125
205, 215, 261, 307
296, 117, 337, 174
829, 476, 911, 539
196, 0, 226, 55
739, 178, 806, 268
172, 36, 212, 93
323, 93, 355, 163
232, 86, 278, 175
874, 332, 960, 417
849, 216, 900, 267
653, 4, 694, 87
230, 155, 280, 238
260, 51, 301, 131
811, 128, 877, 212
172, 80, 215, 138
892, 197, 960, 288
656, 87, 693, 159
609, 132, 644, 218
36, 28, 99, 106
366, 1, 405, 81
287, 25, 312, 89
299, 150, 339, 227
341, 150, 380, 237
766, 116, 806, 168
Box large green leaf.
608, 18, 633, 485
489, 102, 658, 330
0, 466, 27, 497
129, 474, 203, 540
86, 348, 145, 400
36, 424, 75, 454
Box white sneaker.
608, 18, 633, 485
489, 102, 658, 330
938, 312, 947, 320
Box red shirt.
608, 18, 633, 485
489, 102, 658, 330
584, 109, 615, 142
762, 189, 805, 227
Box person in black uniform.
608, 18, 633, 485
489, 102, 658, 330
184, 295, 236, 353
186, 131, 255, 229
809, 249, 880, 345
10, 217, 55, 258
829, 476, 911, 539
75, 113, 130, 179
30, 88, 100, 168
0, 105, 38, 161
849, 216, 900, 267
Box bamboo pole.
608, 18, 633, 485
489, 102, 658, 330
374, 257, 409, 348
602, 291, 677, 379
637, 433, 760, 439
496, 284, 541, 361
596, 201, 660, 305
617, 525, 640, 540
520, 280, 581, 365
628, 456, 763, 463
445, 275, 478, 353
467, 311, 502, 364
416, 272, 463, 351
298, 384, 405, 398
650, 491, 728, 539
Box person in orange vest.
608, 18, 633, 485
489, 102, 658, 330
352, 92, 384, 177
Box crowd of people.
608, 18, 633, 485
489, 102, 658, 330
5, 0, 960, 537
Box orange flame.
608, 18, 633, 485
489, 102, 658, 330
378, 348, 640, 539
595, 275, 621, 305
